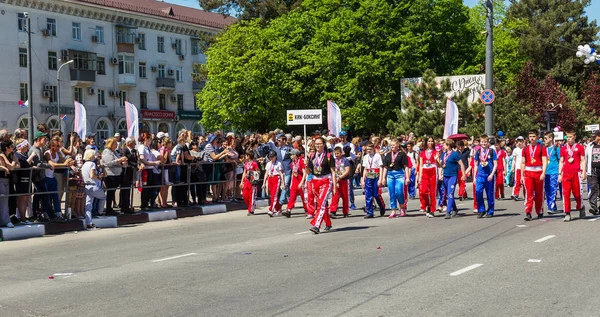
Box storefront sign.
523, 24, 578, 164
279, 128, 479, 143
178, 110, 203, 120
141, 110, 175, 120
41, 105, 75, 115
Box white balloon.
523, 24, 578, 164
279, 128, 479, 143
585, 58, 591, 64
585, 44, 591, 53
578, 45, 584, 51
576, 51, 584, 57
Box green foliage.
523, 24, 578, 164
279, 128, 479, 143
197, 0, 302, 21
196, 0, 481, 132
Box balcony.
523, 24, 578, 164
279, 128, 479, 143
118, 74, 136, 88
156, 77, 176, 93
193, 81, 206, 92
116, 28, 136, 53
69, 69, 95, 87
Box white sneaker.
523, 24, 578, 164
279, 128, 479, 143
267, 211, 274, 217
5, 222, 15, 228
274, 211, 282, 217
442, 206, 447, 212
564, 213, 571, 222
426, 212, 435, 218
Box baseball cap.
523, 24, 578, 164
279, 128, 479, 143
33, 131, 48, 139
114, 132, 120, 137
340, 131, 347, 136
276, 133, 285, 139
156, 132, 167, 139
516, 136, 524, 141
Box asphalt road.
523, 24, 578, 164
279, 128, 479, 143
1, 190, 599, 317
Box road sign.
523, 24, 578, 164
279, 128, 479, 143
286, 109, 322, 126
585, 124, 599, 132
479, 89, 495, 105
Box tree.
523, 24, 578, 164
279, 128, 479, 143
582, 72, 600, 116
507, 0, 600, 86
198, 0, 302, 21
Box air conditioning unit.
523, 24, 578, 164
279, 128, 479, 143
91, 35, 98, 43
87, 87, 95, 95
179, 54, 185, 60
61, 49, 69, 57
151, 66, 157, 72
109, 90, 116, 97
41, 29, 50, 37
167, 69, 174, 76
171, 43, 177, 49
43, 84, 52, 91
110, 57, 119, 65
42, 91, 51, 98
170, 95, 177, 102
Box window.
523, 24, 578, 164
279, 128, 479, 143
118, 55, 135, 75
139, 62, 147, 78
175, 39, 182, 55
19, 48, 27, 67
97, 89, 106, 106
141, 122, 150, 133
158, 64, 166, 78
191, 39, 200, 55
176, 123, 186, 134
177, 94, 184, 110
157, 36, 165, 53
95, 26, 104, 43
138, 33, 146, 50
96, 120, 110, 145
73, 87, 83, 103
48, 51, 57, 70
20, 83, 28, 102
159, 94, 166, 110
47, 118, 60, 134
47, 18, 57, 36
72, 51, 97, 71
117, 120, 127, 138
158, 123, 169, 133
97, 57, 105, 75
18, 117, 29, 130
119, 91, 127, 107
192, 122, 203, 136
140, 92, 148, 109
48, 86, 57, 103
72, 22, 81, 41
176, 67, 184, 82
18, 13, 26, 32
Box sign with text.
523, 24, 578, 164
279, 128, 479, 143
554, 132, 564, 140
286, 109, 322, 126
141, 110, 175, 120
401, 74, 485, 104
585, 124, 599, 132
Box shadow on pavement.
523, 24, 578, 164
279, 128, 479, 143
332, 226, 375, 232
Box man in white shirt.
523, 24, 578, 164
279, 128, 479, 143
511, 136, 525, 200
362, 142, 385, 218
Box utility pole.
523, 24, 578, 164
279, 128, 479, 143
26, 12, 33, 144
484, 0, 494, 136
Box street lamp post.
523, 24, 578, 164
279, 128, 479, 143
57, 59, 74, 133
484, 0, 494, 136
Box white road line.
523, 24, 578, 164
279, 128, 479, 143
516, 225, 527, 228
450, 264, 483, 276
53, 273, 73, 276
535, 235, 556, 243
589, 217, 600, 222
528, 259, 542, 263
295, 231, 311, 235
151, 253, 197, 263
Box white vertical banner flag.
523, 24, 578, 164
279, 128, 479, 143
124, 101, 139, 141
327, 100, 342, 137
74, 101, 87, 139
443, 98, 459, 139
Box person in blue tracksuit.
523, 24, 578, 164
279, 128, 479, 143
382, 140, 410, 218
543, 131, 560, 214
440, 139, 467, 219
474, 135, 498, 218
361, 142, 385, 218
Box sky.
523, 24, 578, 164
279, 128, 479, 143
169, 0, 600, 24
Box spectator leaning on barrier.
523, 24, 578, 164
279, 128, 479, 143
120, 137, 138, 214
0, 140, 17, 228
82, 149, 105, 229
29, 131, 63, 222
44, 136, 74, 220
14, 139, 33, 224
138, 132, 162, 211
102, 137, 127, 216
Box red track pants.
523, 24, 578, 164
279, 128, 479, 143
306, 180, 316, 216
330, 179, 349, 215
242, 179, 257, 213
562, 171, 582, 213
512, 169, 523, 197
310, 177, 332, 228
524, 170, 543, 215
419, 168, 437, 212
287, 176, 307, 212
458, 170, 467, 199
267, 176, 282, 212
495, 169, 504, 199
472, 180, 478, 210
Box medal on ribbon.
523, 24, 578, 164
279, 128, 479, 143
426, 150, 433, 164
443, 150, 452, 168
314, 152, 324, 174
480, 148, 489, 167
390, 151, 398, 168
567, 144, 575, 164
530, 145, 537, 164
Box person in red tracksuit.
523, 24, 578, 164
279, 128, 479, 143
307, 137, 337, 234
559, 131, 587, 222
418, 137, 439, 218
240, 150, 260, 216
262, 150, 285, 217
305, 146, 317, 219
521, 130, 548, 221
329, 146, 351, 218
495, 144, 507, 199
282, 149, 307, 218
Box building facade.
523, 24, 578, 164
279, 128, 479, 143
0, 0, 234, 142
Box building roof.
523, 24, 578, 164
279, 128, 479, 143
73, 0, 237, 29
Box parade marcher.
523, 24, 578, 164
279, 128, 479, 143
263, 150, 285, 217
406, 141, 418, 199
457, 140, 470, 200
511, 136, 525, 201
362, 142, 385, 218
440, 139, 466, 219
521, 130, 548, 221
558, 130, 586, 222
543, 132, 561, 214
241, 150, 260, 216
343, 145, 357, 210
418, 137, 438, 218
382, 140, 410, 218
474, 135, 498, 218
307, 137, 337, 233
329, 147, 351, 218
283, 149, 307, 218
494, 143, 507, 199
586, 131, 600, 215
305, 146, 317, 219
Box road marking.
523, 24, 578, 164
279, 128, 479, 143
589, 217, 600, 222
295, 231, 311, 235
450, 264, 483, 276
53, 273, 73, 276
516, 225, 527, 228
528, 259, 542, 263
535, 235, 556, 243
151, 253, 197, 263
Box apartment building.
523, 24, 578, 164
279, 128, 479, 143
0, 0, 235, 142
